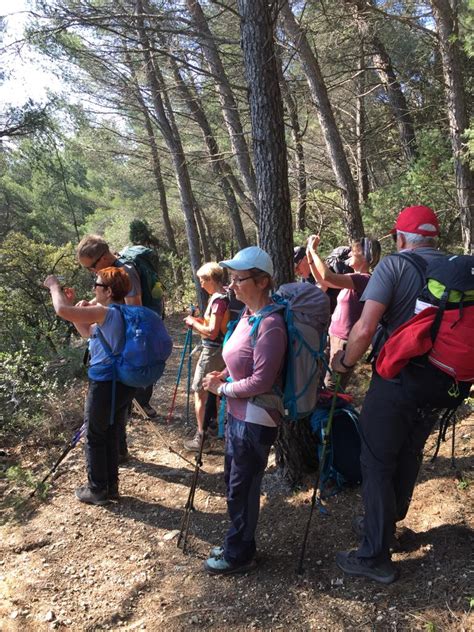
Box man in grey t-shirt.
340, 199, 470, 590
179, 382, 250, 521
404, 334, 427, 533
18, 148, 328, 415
330, 206, 457, 585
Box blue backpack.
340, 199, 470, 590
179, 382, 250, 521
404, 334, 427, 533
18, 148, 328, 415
227, 282, 330, 420
310, 394, 361, 494
94, 304, 172, 388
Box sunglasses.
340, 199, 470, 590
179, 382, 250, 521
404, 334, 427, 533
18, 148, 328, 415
86, 249, 107, 271
94, 282, 108, 289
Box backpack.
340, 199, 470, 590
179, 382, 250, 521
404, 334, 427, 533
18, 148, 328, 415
310, 392, 362, 494
377, 254, 474, 385
92, 304, 173, 389
239, 282, 330, 420
119, 246, 164, 317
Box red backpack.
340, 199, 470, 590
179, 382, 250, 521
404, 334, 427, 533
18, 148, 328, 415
376, 254, 474, 383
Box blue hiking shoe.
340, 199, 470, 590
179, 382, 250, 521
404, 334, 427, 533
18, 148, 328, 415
210, 546, 224, 558
203, 553, 257, 576
336, 550, 399, 584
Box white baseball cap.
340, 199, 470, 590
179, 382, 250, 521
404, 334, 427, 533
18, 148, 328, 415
219, 246, 274, 276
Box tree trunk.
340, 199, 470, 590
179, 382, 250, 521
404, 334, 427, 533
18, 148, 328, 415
345, 0, 418, 163
135, 0, 203, 296
237, 0, 315, 486
199, 205, 221, 260
356, 45, 370, 205
125, 52, 183, 284
431, 0, 473, 253
275, 419, 319, 486
194, 202, 211, 261
186, 0, 259, 217
167, 54, 249, 249
277, 51, 307, 231
280, 1, 364, 240
237, 0, 294, 287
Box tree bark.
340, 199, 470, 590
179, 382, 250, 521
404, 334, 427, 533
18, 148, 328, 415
237, 0, 294, 287
356, 45, 370, 205
280, 1, 365, 240
275, 419, 319, 487
167, 54, 249, 249
193, 202, 211, 261
186, 0, 259, 217
277, 51, 307, 231
135, 0, 203, 296
431, 0, 473, 253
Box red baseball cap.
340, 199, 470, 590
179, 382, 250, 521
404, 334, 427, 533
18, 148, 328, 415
391, 205, 440, 237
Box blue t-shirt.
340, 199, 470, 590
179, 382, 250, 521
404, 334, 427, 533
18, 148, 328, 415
88, 308, 125, 381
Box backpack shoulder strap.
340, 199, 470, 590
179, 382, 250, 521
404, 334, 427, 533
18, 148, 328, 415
248, 303, 285, 345
223, 307, 245, 346
392, 251, 428, 286
94, 304, 125, 358
367, 252, 428, 363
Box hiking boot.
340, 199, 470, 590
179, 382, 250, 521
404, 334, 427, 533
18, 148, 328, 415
336, 550, 399, 585
207, 423, 219, 439
75, 485, 110, 506
108, 485, 120, 501
351, 515, 401, 552
140, 404, 158, 419
183, 430, 209, 452
203, 553, 257, 576
118, 451, 130, 465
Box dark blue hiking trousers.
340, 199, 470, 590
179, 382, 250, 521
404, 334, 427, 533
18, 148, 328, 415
223, 415, 278, 565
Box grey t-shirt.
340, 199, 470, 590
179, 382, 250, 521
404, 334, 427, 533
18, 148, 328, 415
113, 259, 142, 299
361, 247, 445, 336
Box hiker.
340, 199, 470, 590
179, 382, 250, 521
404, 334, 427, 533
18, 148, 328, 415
330, 205, 466, 584
76, 235, 159, 418
44, 267, 136, 505
201, 246, 287, 575
306, 234, 381, 390
182, 262, 229, 452
293, 246, 315, 283
77, 235, 155, 462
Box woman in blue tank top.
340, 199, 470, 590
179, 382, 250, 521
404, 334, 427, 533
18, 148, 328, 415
44, 267, 136, 506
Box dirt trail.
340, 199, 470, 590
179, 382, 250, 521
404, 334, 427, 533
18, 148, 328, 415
1, 316, 473, 631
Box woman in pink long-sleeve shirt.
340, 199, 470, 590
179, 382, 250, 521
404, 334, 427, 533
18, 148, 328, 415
202, 246, 287, 576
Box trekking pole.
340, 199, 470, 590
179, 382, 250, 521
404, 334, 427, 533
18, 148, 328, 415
185, 326, 193, 425
296, 373, 341, 575
166, 325, 193, 424
132, 399, 199, 470
177, 430, 206, 553
177, 390, 215, 552
29, 424, 85, 498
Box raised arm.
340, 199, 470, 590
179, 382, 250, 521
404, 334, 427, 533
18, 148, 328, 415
306, 235, 355, 290
44, 275, 108, 333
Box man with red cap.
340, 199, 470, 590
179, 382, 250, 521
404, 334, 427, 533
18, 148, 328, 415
331, 205, 450, 584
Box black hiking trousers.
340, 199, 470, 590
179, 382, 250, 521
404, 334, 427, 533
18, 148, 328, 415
357, 372, 438, 564
356, 363, 468, 564
85, 380, 136, 493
